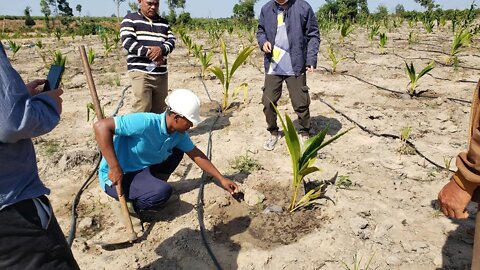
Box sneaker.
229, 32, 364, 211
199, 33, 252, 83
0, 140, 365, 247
263, 133, 281, 151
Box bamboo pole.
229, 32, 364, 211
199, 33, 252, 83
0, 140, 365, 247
78, 45, 137, 242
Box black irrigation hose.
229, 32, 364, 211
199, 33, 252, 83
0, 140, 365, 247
67, 157, 100, 246
66, 84, 130, 247
337, 71, 472, 104
196, 75, 223, 270
318, 97, 455, 173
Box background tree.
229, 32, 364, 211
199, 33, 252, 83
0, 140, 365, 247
395, 4, 405, 16
57, 0, 73, 16
24, 6, 36, 28
167, 0, 186, 10
76, 4, 82, 17
358, 0, 369, 21
166, 0, 186, 23
317, 0, 369, 22
40, 0, 51, 28
233, 0, 257, 23
57, 0, 73, 28
48, 0, 58, 18
339, 0, 360, 21
414, 0, 439, 11
374, 4, 389, 20
128, 1, 138, 11
113, 0, 127, 22
177, 12, 191, 25
317, 0, 339, 20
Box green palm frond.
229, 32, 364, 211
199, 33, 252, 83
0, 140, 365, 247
404, 60, 435, 96
209, 38, 254, 111
272, 103, 352, 212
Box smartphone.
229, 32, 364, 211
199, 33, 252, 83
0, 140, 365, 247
43, 65, 65, 91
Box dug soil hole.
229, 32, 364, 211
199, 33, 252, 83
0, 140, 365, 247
210, 182, 326, 250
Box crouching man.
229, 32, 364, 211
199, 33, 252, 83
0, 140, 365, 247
94, 89, 239, 213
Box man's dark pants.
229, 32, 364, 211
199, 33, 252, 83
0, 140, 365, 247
262, 73, 311, 135
105, 148, 184, 210
0, 196, 79, 270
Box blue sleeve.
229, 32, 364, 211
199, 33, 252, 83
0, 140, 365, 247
0, 45, 60, 143
256, 7, 268, 49
176, 133, 195, 153
114, 113, 149, 136
305, 4, 320, 68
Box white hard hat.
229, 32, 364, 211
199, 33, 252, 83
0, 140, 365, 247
165, 89, 202, 126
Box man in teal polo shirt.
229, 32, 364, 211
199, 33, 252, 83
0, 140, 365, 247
94, 89, 239, 212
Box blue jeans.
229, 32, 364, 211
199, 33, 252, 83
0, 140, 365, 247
105, 148, 183, 210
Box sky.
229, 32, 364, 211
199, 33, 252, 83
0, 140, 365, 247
0, 0, 476, 18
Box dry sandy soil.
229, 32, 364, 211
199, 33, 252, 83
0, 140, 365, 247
5, 21, 480, 269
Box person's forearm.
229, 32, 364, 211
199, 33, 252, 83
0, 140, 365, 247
454, 129, 480, 193
0, 95, 59, 143
120, 21, 148, 57
188, 147, 225, 182
93, 121, 120, 170
162, 29, 175, 55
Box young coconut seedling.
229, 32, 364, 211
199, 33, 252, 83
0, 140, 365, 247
422, 16, 435, 33
407, 31, 417, 45
342, 253, 375, 270
54, 27, 63, 41
52, 50, 67, 67
404, 60, 435, 97
398, 126, 415, 155
87, 47, 95, 65
6, 40, 21, 61
34, 40, 48, 66
272, 103, 352, 212
446, 28, 471, 66
367, 23, 380, 41
197, 49, 213, 79
327, 45, 345, 74
339, 21, 354, 44
209, 39, 255, 111
443, 155, 453, 173
379, 32, 387, 55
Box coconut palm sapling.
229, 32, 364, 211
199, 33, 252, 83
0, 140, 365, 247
272, 104, 352, 212
6, 40, 21, 61
379, 33, 387, 54
209, 39, 255, 111
327, 45, 345, 74
447, 28, 471, 66
404, 60, 435, 96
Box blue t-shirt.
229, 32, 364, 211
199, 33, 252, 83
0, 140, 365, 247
98, 112, 195, 190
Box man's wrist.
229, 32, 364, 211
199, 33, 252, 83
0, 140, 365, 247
452, 171, 477, 195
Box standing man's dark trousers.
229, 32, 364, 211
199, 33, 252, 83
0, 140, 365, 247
0, 196, 79, 270
262, 73, 311, 136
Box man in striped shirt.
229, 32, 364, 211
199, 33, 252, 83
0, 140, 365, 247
120, 0, 175, 113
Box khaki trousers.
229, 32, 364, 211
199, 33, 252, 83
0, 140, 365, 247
129, 71, 168, 113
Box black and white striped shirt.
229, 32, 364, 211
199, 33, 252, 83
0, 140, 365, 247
120, 11, 175, 74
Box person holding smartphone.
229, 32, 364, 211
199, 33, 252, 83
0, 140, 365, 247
0, 43, 79, 269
